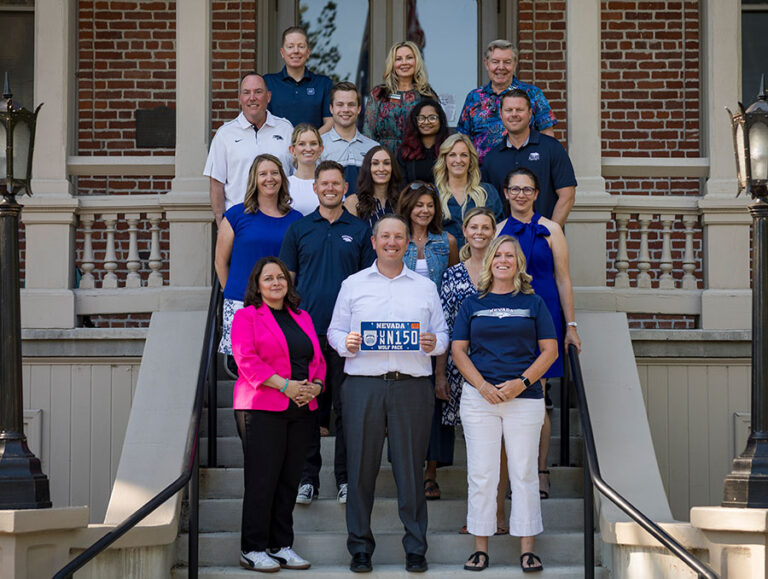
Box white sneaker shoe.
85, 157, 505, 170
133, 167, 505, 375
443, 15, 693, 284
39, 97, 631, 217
296, 483, 316, 505
269, 546, 311, 570
240, 550, 280, 573
337, 483, 348, 504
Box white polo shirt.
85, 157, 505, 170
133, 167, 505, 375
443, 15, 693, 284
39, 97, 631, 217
203, 111, 294, 209
327, 261, 449, 377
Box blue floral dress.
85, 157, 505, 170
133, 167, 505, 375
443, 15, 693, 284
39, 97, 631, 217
439, 261, 477, 426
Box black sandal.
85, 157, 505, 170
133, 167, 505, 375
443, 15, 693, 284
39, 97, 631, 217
464, 551, 489, 571
424, 478, 441, 500
520, 552, 543, 573
539, 469, 550, 500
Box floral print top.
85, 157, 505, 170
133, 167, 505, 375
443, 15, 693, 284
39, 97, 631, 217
363, 85, 433, 156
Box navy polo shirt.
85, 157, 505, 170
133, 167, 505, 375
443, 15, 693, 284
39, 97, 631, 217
279, 208, 376, 335
264, 66, 333, 129
481, 129, 577, 219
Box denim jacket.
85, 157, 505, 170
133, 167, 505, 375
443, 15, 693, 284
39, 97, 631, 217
404, 231, 451, 291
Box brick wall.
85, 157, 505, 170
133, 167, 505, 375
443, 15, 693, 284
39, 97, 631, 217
517, 0, 568, 141
211, 1, 256, 131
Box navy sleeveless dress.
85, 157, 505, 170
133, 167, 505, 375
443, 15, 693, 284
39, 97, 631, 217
499, 212, 564, 377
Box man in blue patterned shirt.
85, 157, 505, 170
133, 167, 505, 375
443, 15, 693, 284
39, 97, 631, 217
457, 39, 557, 164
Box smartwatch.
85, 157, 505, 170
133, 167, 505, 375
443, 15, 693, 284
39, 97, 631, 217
520, 375, 531, 389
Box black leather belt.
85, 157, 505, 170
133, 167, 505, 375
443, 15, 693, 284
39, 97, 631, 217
380, 371, 416, 381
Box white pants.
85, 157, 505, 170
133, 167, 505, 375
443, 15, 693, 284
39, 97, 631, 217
460, 383, 545, 537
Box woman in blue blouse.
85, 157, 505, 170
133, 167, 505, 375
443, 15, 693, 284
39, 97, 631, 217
215, 154, 302, 358
434, 134, 504, 248
452, 235, 558, 573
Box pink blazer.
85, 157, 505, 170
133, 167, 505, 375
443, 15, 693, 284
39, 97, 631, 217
231, 304, 326, 411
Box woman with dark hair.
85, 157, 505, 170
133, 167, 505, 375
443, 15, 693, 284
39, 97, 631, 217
363, 41, 437, 155
344, 145, 402, 230
215, 154, 303, 358
497, 167, 581, 501
397, 98, 449, 184
452, 235, 558, 573
396, 181, 458, 502
231, 256, 326, 572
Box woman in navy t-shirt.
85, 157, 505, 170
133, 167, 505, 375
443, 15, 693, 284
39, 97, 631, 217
451, 235, 558, 573
215, 154, 302, 357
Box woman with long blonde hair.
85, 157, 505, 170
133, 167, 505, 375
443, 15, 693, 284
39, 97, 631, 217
363, 41, 437, 156
433, 134, 504, 248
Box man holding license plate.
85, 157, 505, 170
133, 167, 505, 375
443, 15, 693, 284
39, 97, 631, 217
328, 214, 449, 574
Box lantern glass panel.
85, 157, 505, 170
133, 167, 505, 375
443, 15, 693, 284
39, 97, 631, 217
750, 119, 768, 181
11, 120, 30, 182
736, 122, 748, 187
0, 120, 6, 181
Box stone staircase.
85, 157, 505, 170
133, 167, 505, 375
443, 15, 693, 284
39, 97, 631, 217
173, 377, 606, 577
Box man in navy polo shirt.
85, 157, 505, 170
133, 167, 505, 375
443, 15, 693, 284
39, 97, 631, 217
264, 26, 333, 133
481, 89, 576, 225
280, 160, 376, 506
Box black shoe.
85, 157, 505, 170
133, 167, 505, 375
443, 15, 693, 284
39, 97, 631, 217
225, 354, 238, 379
405, 553, 428, 573
350, 552, 372, 573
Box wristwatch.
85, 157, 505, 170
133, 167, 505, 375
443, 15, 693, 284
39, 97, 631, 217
520, 375, 531, 389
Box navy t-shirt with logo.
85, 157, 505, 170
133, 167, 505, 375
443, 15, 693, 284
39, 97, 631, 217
452, 291, 556, 399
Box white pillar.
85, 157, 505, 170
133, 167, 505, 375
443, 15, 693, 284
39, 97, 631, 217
21, 0, 78, 329
165, 0, 213, 287
566, 0, 615, 288
700, 0, 751, 329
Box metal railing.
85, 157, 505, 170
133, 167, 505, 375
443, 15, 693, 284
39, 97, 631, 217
567, 344, 718, 579
53, 279, 221, 579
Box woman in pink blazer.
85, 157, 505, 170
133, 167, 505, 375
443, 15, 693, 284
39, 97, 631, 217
231, 256, 327, 573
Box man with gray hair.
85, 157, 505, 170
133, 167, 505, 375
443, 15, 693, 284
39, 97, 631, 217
457, 39, 556, 164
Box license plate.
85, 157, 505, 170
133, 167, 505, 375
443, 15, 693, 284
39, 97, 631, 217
360, 321, 420, 351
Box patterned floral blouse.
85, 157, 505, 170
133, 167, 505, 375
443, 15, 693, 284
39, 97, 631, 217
363, 85, 433, 156
439, 261, 478, 426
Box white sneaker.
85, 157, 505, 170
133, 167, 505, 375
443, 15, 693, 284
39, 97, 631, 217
296, 483, 316, 505
269, 546, 311, 570
240, 550, 280, 573
337, 483, 348, 504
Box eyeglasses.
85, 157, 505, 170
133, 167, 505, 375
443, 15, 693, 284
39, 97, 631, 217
416, 114, 439, 124
504, 186, 537, 197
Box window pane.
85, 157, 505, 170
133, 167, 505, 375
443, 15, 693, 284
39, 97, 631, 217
742, 10, 768, 103
0, 10, 35, 110
407, 0, 478, 126
298, 0, 369, 87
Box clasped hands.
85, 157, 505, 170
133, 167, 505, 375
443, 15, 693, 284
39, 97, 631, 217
285, 379, 322, 407
477, 378, 526, 405
344, 331, 438, 354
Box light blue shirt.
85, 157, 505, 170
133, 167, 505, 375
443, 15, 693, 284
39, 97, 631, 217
321, 128, 379, 196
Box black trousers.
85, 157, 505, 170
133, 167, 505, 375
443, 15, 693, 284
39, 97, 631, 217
343, 375, 434, 557
235, 403, 314, 552
300, 336, 347, 490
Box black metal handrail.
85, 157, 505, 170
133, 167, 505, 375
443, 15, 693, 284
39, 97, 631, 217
567, 344, 718, 579
53, 280, 221, 579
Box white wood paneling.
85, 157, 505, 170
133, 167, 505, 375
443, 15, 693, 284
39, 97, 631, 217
22, 359, 140, 523
637, 358, 750, 521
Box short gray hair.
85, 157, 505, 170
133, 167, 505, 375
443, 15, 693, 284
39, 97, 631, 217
372, 214, 411, 239
484, 39, 518, 61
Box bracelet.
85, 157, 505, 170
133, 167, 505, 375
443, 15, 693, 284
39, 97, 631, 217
567, 321, 578, 328
280, 378, 290, 393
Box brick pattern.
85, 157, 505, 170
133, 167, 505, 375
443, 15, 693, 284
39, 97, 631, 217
517, 0, 568, 141
77, 0, 176, 196
601, 0, 700, 161
87, 313, 153, 328
211, 1, 256, 131
627, 313, 698, 329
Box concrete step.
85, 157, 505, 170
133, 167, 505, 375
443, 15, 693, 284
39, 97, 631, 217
200, 435, 584, 469
183, 496, 584, 533
172, 563, 609, 578
176, 530, 601, 567
199, 466, 583, 501
201, 406, 583, 438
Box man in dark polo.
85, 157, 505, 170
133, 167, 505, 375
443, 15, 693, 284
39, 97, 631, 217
280, 160, 376, 507
481, 89, 577, 226
327, 214, 449, 574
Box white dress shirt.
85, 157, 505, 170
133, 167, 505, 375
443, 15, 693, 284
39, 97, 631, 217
203, 111, 294, 210
328, 261, 449, 377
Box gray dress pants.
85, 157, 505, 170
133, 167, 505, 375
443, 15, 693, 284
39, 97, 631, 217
342, 374, 434, 557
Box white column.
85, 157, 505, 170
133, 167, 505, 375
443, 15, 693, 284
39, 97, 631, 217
566, 0, 615, 289
700, 0, 751, 329
165, 0, 213, 287
20, 0, 78, 329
